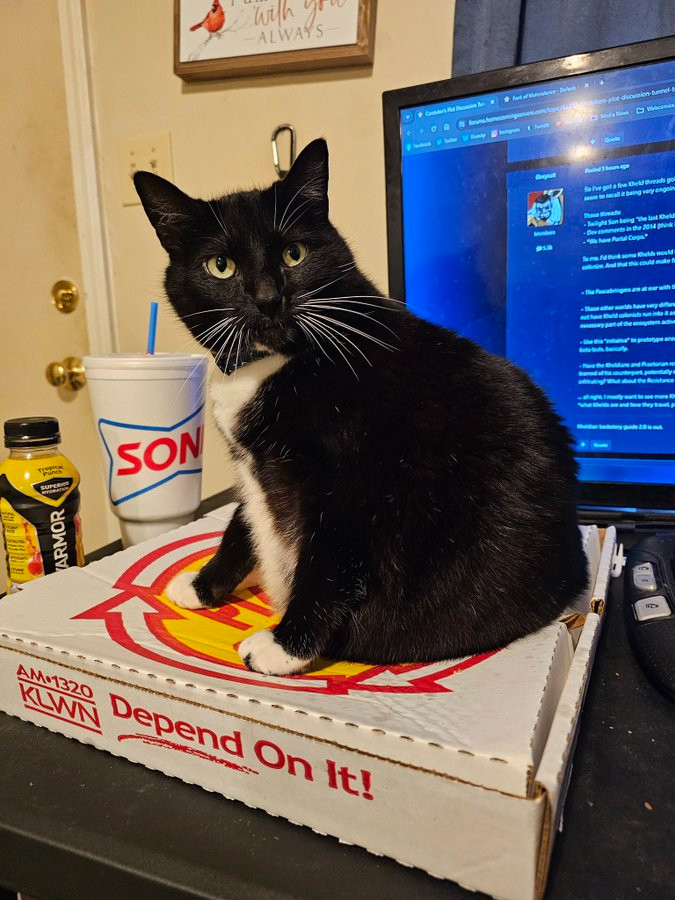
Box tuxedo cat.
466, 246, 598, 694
134, 139, 587, 677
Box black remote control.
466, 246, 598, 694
624, 534, 675, 702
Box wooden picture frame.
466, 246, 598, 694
174, 0, 377, 82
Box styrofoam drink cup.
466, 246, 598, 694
84, 354, 208, 547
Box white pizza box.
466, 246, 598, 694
0, 504, 615, 900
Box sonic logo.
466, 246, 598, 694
98, 406, 204, 505
73, 530, 499, 695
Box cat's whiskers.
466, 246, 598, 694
182, 307, 235, 319
223, 321, 247, 375
300, 298, 400, 312
192, 364, 212, 404
302, 318, 360, 380
175, 353, 211, 406
172, 360, 204, 406
194, 316, 235, 345
202, 316, 235, 337
299, 303, 399, 338
173, 316, 236, 402
303, 311, 398, 352
301, 312, 373, 367
183, 320, 236, 395
235, 322, 251, 372
295, 317, 327, 365
172, 324, 225, 359
214, 322, 242, 373
295, 266, 357, 301
307, 293, 405, 306
214, 329, 239, 385
297, 313, 359, 379
212, 320, 238, 360
231, 324, 246, 378
194, 323, 237, 399
296, 315, 339, 368
172, 312, 233, 349
168, 313, 236, 356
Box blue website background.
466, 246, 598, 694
400, 58, 675, 489
402, 145, 507, 355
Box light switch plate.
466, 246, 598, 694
119, 133, 173, 206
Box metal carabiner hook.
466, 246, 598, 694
271, 124, 296, 179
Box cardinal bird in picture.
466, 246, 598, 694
190, 1, 225, 33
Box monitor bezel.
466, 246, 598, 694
383, 36, 675, 517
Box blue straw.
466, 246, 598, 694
146, 301, 159, 354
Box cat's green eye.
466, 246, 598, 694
282, 242, 307, 267
205, 255, 236, 279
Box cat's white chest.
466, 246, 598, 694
233, 453, 297, 612
210, 353, 288, 441
210, 354, 296, 611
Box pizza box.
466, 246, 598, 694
0, 504, 615, 899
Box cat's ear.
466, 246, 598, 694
133, 171, 198, 255
280, 138, 329, 222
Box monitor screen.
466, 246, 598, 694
384, 40, 675, 515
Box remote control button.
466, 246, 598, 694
634, 573, 657, 590
632, 562, 657, 591
634, 595, 672, 622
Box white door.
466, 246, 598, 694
0, 0, 118, 586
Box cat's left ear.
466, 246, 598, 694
133, 171, 199, 255
279, 138, 329, 223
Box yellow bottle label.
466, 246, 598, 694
0, 452, 83, 592
0, 498, 43, 588
0, 454, 80, 506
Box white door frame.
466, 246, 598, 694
57, 0, 120, 546
57, 0, 118, 356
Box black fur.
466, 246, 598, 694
134, 139, 588, 666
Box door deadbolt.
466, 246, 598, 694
51, 280, 79, 313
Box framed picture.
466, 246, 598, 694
174, 0, 377, 82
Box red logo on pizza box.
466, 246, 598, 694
74, 532, 499, 695
16, 665, 101, 734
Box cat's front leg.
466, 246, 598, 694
166, 505, 255, 609
238, 544, 358, 675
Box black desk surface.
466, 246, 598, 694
1, 493, 673, 900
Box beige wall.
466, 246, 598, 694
0, 0, 119, 587
85, 0, 455, 497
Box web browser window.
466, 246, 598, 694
400, 58, 675, 488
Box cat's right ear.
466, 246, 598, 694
133, 171, 198, 255
280, 138, 329, 222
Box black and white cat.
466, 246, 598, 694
134, 139, 588, 677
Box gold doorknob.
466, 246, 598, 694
51, 280, 79, 314
46, 357, 86, 391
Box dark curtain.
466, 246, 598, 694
452, 0, 675, 76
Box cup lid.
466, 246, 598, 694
83, 353, 208, 371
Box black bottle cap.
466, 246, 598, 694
4, 417, 61, 448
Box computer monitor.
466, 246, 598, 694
383, 37, 675, 519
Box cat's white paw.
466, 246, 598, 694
165, 571, 207, 609
238, 630, 309, 676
